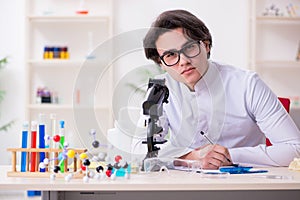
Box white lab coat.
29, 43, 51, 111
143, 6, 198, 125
131, 61, 300, 167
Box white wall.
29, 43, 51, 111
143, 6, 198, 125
113, 0, 249, 82
111, 0, 250, 125
0, 0, 249, 165
0, 0, 26, 165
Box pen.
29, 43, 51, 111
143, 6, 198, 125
200, 131, 214, 145
200, 131, 236, 165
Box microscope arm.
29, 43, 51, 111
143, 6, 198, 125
142, 78, 169, 155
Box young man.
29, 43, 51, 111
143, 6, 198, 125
132, 9, 300, 169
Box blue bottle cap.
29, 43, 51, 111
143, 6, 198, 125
59, 120, 65, 128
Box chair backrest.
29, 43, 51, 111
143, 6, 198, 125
278, 97, 290, 113
266, 97, 290, 146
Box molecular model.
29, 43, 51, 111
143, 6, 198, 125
262, 4, 283, 16
40, 129, 131, 182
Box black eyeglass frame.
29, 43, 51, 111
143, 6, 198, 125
159, 40, 202, 67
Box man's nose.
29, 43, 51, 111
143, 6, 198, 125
179, 53, 190, 66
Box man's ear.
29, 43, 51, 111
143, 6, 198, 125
206, 46, 210, 55
203, 41, 211, 54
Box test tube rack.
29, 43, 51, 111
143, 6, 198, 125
7, 147, 87, 178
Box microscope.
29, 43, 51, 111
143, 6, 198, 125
141, 78, 169, 171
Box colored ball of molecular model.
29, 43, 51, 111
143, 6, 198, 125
83, 159, 91, 166
53, 135, 60, 142
92, 140, 100, 148
53, 166, 61, 173
96, 165, 104, 173
42, 128, 131, 182
67, 150, 75, 158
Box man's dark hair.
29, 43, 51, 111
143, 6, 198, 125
143, 9, 212, 64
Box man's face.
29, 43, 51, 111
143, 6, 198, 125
155, 28, 209, 90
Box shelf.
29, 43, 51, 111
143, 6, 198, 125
256, 16, 300, 24
27, 15, 109, 22
250, 0, 300, 109
28, 59, 84, 67
256, 61, 300, 68
25, 0, 114, 135
28, 104, 109, 110
28, 104, 73, 110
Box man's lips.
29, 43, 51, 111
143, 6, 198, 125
181, 67, 195, 74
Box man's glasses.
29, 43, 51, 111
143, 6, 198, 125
159, 41, 201, 67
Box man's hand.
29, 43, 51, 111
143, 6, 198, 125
180, 144, 232, 169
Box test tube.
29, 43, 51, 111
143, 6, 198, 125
59, 120, 65, 172
30, 121, 38, 172
21, 121, 29, 172
39, 114, 46, 172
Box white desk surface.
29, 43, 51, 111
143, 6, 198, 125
1, 166, 300, 191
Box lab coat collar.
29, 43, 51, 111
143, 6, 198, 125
194, 61, 217, 93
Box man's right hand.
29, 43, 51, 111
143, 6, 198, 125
180, 144, 232, 169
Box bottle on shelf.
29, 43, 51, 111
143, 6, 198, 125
43, 47, 49, 59
43, 46, 69, 60
76, 0, 89, 15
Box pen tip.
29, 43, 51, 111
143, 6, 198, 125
200, 131, 205, 135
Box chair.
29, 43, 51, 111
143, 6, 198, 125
266, 97, 291, 146
278, 97, 290, 113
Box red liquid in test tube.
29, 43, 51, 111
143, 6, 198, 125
30, 121, 38, 172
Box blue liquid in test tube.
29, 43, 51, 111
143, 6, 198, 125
39, 114, 46, 172
21, 121, 29, 172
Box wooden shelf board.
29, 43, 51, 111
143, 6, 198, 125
27, 104, 110, 110
255, 60, 300, 68
28, 59, 84, 64
257, 16, 300, 21
27, 15, 109, 22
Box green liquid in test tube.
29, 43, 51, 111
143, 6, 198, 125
59, 120, 65, 172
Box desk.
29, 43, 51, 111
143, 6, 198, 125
1, 166, 300, 200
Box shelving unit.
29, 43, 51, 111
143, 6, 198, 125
249, 0, 300, 110
24, 0, 114, 150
